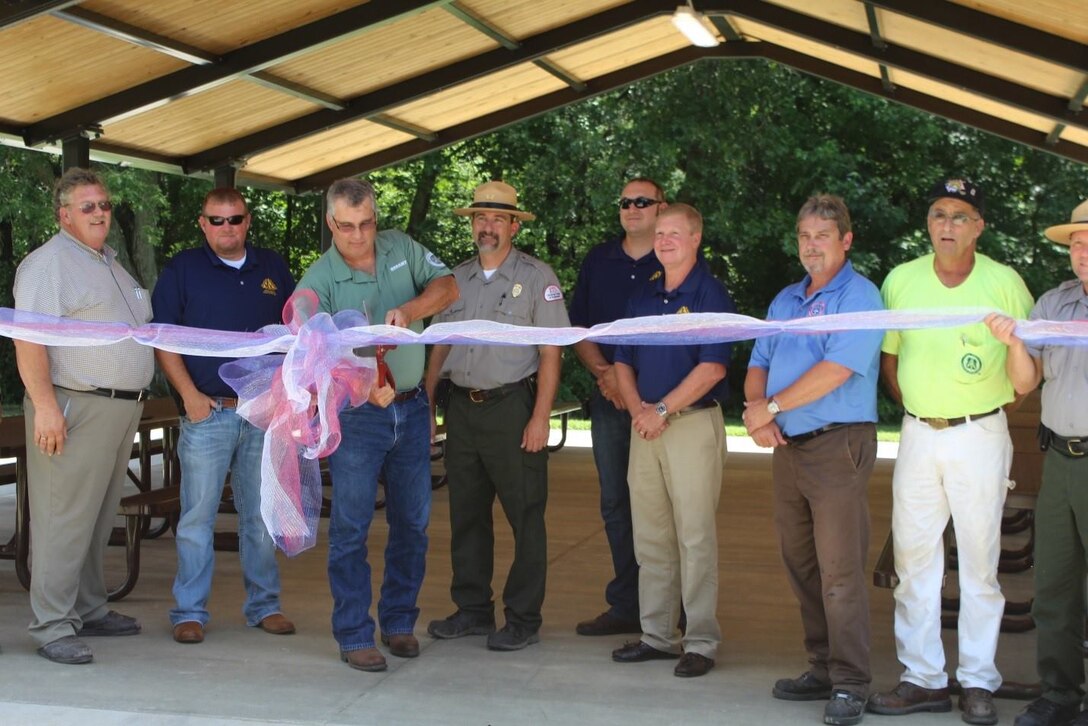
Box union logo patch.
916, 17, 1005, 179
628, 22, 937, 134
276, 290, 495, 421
676, 306, 691, 314
649, 270, 662, 281
961, 353, 982, 375
544, 284, 563, 302
807, 301, 826, 317
261, 278, 278, 295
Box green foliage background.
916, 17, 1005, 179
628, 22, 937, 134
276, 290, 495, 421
2, 61, 1085, 418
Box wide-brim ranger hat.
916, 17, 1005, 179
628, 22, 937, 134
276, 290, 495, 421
454, 180, 536, 221
928, 177, 985, 216
1044, 199, 1088, 245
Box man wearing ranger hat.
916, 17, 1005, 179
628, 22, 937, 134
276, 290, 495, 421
985, 199, 1088, 726
425, 180, 570, 651
869, 178, 1033, 725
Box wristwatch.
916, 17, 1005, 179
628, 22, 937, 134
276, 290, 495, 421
767, 398, 781, 416
655, 401, 668, 418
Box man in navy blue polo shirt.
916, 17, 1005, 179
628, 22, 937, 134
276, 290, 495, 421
742, 194, 883, 726
151, 188, 296, 645
610, 203, 735, 679
569, 177, 665, 637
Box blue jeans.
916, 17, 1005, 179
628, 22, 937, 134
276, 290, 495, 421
171, 407, 282, 626
327, 392, 431, 652
589, 390, 639, 621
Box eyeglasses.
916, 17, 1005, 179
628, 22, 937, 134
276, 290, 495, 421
70, 200, 113, 214
928, 210, 978, 227
203, 214, 247, 226
619, 196, 660, 210
331, 217, 376, 234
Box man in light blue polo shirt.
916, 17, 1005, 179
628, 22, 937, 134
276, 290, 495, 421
298, 178, 457, 673
743, 194, 883, 726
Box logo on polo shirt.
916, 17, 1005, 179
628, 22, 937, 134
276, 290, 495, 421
425, 251, 446, 268
544, 285, 563, 302
961, 353, 982, 375
649, 271, 662, 281
261, 278, 278, 296
676, 306, 691, 314
807, 301, 826, 317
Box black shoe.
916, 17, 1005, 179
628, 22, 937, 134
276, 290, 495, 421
575, 611, 641, 636
774, 671, 833, 701
674, 652, 714, 678
78, 611, 141, 637
1014, 697, 1079, 726
824, 690, 867, 726
612, 640, 680, 663
37, 635, 93, 665
426, 611, 495, 640
486, 623, 539, 651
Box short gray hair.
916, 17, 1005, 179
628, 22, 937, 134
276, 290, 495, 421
54, 167, 108, 218
326, 178, 376, 214
796, 194, 852, 237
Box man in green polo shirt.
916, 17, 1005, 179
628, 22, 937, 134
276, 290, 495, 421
297, 178, 457, 673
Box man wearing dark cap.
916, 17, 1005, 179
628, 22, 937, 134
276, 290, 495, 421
425, 181, 569, 651
869, 179, 1033, 725
986, 199, 1088, 726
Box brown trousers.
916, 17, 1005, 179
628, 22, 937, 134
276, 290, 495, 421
772, 423, 876, 695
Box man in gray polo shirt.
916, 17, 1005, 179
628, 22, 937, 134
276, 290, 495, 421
986, 199, 1088, 726
14, 167, 154, 665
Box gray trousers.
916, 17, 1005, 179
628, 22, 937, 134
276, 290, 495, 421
25, 389, 143, 646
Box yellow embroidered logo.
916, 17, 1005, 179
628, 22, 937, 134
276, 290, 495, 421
676, 306, 691, 314
261, 278, 278, 295
649, 270, 662, 281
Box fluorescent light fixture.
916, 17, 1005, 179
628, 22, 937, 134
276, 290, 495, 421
671, 5, 720, 47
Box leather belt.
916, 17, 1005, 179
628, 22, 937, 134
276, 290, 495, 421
784, 422, 849, 445
393, 386, 422, 403
57, 385, 149, 402
1049, 431, 1088, 458
676, 400, 719, 416
212, 397, 238, 409
907, 408, 1000, 431
454, 380, 528, 404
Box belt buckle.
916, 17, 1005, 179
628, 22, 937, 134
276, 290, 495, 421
468, 389, 486, 404
1067, 438, 1084, 457
926, 417, 949, 431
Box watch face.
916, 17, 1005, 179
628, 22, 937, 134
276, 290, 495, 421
768, 400, 780, 415
655, 402, 668, 417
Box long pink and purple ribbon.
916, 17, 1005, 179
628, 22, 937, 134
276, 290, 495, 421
1, 296, 1085, 555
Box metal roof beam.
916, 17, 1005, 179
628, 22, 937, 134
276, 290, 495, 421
701, 0, 1088, 132
444, 1, 519, 50
0, 0, 79, 29
294, 43, 755, 190
369, 115, 438, 142
23, 0, 451, 146
708, 15, 743, 43
53, 7, 218, 65
757, 44, 1088, 166
245, 73, 346, 111
862, 3, 894, 93
865, 0, 1088, 75
184, 0, 675, 174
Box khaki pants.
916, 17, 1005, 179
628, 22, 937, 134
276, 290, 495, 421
25, 389, 143, 646
628, 405, 726, 658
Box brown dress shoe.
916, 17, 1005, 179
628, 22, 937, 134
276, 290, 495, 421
381, 633, 420, 658
867, 681, 952, 715
173, 621, 204, 644
341, 647, 387, 672
959, 688, 998, 725
674, 652, 715, 678
258, 614, 296, 635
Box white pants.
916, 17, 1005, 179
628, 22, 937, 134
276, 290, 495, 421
891, 411, 1012, 692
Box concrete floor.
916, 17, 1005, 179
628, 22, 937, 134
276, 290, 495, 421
0, 434, 1037, 725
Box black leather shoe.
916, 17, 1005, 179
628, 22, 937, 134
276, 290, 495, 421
674, 652, 714, 678
1013, 697, 1080, 726
774, 671, 833, 701
824, 690, 867, 726
426, 610, 495, 639
575, 611, 641, 636
611, 640, 680, 663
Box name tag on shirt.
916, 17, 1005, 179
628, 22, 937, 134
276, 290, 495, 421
389, 260, 407, 272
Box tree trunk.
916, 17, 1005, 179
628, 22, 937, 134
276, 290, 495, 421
407, 153, 445, 240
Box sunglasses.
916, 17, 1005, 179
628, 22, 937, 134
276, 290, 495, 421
204, 214, 247, 226
619, 196, 660, 210
70, 200, 113, 214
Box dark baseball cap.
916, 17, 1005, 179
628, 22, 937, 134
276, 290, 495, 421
928, 178, 985, 216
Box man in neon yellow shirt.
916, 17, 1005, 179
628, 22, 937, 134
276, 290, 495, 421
868, 179, 1032, 726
